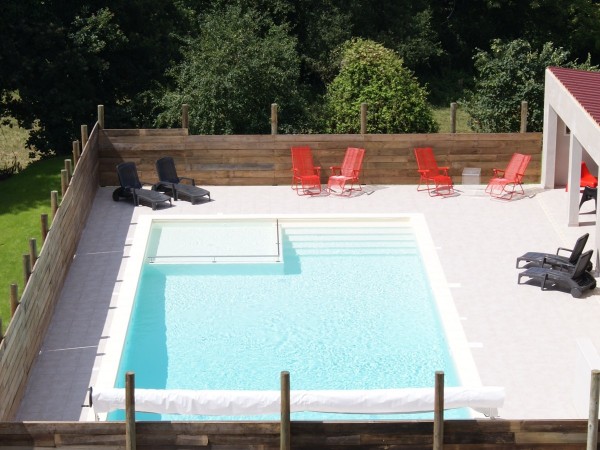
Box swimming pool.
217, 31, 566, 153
97, 215, 480, 421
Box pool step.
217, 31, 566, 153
283, 227, 418, 256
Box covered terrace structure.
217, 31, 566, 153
542, 66, 600, 270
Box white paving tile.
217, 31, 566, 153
14, 184, 600, 421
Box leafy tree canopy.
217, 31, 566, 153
156, 4, 303, 134
325, 38, 438, 134
463, 39, 598, 133
0, 0, 188, 155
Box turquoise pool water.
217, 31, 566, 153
110, 222, 465, 420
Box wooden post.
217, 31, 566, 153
41, 213, 49, 242
0, 317, 2, 341
65, 159, 72, 182
271, 103, 278, 135
23, 254, 31, 286
61, 169, 68, 197
360, 103, 367, 134
10, 283, 18, 317
81, 125, 88, 152
72, 140, 80, 166
280, 371, 291, 450
29, 238, 37, 269
433, 371, 444, 450
98, 104, 105, 128
126, 372, 136, 450
182, 104, 189, 129
520, 101, 528, 133
51, 191, 59, 221
450, 102, 457, 133
587, 370, 600, 450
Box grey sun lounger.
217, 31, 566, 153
113, 162, 172, 210
518, 249, 596, 298
155, 157, 211, 204
515, 233, 592, 272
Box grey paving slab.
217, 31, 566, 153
15, 183, 600, 421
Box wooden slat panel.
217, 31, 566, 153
0, 125, 102, 420
98, 130, 542, 187
0, 420, 591, 449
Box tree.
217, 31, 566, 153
156, 4, 304, 134
424, 0, 600, 104
325, 38, 438, 134
0, 0, 188, 155
462, 39, 598, 133
344, 0, 442, 70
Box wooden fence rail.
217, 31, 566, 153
0, 123, 100, 420
98, 130, 542, 187
0, 419, 593, 449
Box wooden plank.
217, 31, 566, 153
99, 132, 542, 186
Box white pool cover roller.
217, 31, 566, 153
92, 386, 504, 418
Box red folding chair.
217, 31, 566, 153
327, 147, 365, 195
414, 147, 454, 197
291, 146, 321, 195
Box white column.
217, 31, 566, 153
541, 105, 558, 188
568, 134, 583, 226
595, 207, 600, 276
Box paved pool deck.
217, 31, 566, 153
15, 183, 600, 421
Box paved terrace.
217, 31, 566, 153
15, 183, 600, 421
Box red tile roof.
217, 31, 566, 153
549, 67, 600, 127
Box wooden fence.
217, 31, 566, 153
0, 116, 564, 448
97, 129, 542, 187
0, 419, 592, 449
0, 124, 100, 420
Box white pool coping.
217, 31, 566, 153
92, 213, 482, 420
18, 184, 600, 421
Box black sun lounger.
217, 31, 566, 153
515, 233, 592, 272
518, 249, 596, 298
113, 162, 172, 210
155, 157, 211, 204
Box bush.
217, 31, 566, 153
325, 38, 438, 134
462, 39, 598, 133
0, 153, 22, 181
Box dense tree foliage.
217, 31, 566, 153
1, 0, 599, 153
325, 39, 437, 134
0, 0, 189, 154
156, 4, 303, 134
425, 0, 600, 103
463, 39, 598, 133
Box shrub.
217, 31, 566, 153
462, 39, 598, 133
0, 153, 22, 181
325, 38, 438, 134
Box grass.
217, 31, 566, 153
0, 157, 63, 328
432, 106, 474, 133
0, 117, 63, 329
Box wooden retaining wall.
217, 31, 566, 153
0, 124, 551, 443
0, 125, 100, 420
0, 419, 592, 449
98, 130, 543, 187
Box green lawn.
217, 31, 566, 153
0, 157, 63, 327
432, 106, 474, 133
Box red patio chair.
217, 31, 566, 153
580, 162, 598, 188
291, 146, 321, 195
327, 147, 365, 195
485, 153, 531, 199
414, 147, 454, 196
